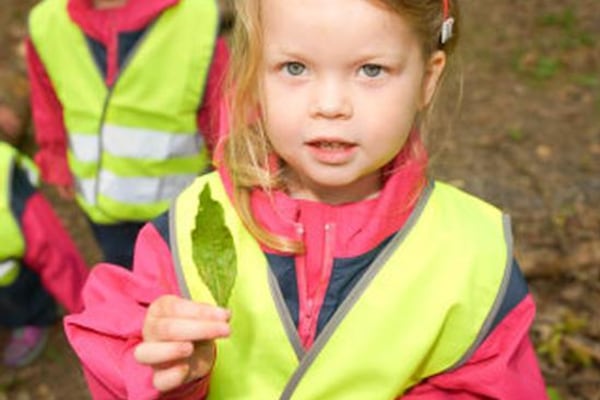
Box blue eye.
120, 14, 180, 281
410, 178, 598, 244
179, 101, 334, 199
361, 64, 382, 78
284, 62, 306, 76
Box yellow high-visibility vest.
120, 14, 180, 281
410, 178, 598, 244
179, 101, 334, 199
29, 0, 219, 223
171, 173, 512, 399
0, 143, 39, 286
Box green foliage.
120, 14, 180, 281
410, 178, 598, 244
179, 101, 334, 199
539, 8, 576, 31
537, 310, 589, 367
515, 7, 595, 84
191, 184, 237, 307
512, 51, 561, 83
507, 127, 525, 142
533, 57, 560, 80
538, 8, 594, 49
573, 74, 599, 88
547, 387, 563, 400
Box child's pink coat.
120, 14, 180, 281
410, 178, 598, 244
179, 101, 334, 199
65, 143, 547, 399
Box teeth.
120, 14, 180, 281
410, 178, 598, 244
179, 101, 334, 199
318, 142, 346, 149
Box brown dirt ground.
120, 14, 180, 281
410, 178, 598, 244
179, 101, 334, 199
1, 1, 599, 399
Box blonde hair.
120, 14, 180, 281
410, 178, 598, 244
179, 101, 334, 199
223, 0, 461, 253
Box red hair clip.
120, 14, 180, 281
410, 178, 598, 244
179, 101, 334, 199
440, 0, 454, 45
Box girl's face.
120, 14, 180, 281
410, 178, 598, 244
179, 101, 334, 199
261, 0, 445, 204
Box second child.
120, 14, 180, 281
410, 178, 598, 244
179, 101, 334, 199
1, 140, 88, 367
26, 0, 230, 268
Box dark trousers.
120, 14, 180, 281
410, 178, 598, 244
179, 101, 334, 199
88, 220, 146, 269
0, 265, 57, 328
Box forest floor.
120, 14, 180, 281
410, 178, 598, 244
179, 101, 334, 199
1, 1, 599, 399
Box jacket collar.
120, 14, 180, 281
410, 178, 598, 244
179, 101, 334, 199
67, 0, 180, 43
217, 133, 428, 257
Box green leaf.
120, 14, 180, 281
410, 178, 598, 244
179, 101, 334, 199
191, 184, 237, 307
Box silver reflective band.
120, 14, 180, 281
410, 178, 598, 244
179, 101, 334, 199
77, 177, 97, 205
102, 124, 202, 159
70, 133, 100, 163
0, 259, 18, 279
97, 170, 197, 204
76, 168, 198, 206
26, 168, 40, 186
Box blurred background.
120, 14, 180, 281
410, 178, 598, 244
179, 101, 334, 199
0, 1, 598, 399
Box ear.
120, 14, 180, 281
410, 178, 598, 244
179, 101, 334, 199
420, 50, 446, 109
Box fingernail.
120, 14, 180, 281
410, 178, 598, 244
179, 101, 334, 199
217, 307, 231, 320
179, 342, 194, 357
221, 325, 231, 337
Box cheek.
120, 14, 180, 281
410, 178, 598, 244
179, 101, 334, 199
264, 84, 293, 125
264, 110, 295, 157
368, 99, 417, 136
264, 88, 304, 145
369, 107, 416, 159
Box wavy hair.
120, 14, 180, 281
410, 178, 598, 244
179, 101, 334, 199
222, 0, 461, 253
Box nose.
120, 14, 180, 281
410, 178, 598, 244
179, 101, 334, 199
309, 77, 352, 119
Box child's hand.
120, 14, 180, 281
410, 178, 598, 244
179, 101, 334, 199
134, 295, 231, 393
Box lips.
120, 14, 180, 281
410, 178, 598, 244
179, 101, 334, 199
305, 139, 357, 164
306, 139, 356, 150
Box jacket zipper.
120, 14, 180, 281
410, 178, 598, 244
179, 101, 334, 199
297, 222, 336, 349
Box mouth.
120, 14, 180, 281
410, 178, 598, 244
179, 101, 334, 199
304, 138, 358, 164
306, 140, 356, 150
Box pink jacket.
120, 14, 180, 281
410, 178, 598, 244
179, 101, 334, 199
26, 0, 230, 187
20, 190, 89, 314
65, 137, 547, 399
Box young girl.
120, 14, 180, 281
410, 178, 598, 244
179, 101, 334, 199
26, 0, 230, 268
65, 0, 548, 398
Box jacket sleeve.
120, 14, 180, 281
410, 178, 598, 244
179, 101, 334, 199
21, 193, 89, 314
25, 38, 73, 187
9, 164, 88, 314
196, 37, 230, 154
64, 218, 209, 400
401, 262, 548, 399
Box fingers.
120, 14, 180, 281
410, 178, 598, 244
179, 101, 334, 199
134, 341, 194, 366
144, 295, 230, 342
147, 295, 230, 321
135, 340, 216, 392
138, 296, 231, 392
144, 318, 231, 343
151, 362, 191, 393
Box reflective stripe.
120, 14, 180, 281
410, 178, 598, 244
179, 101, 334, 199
76, 177, 97, 205
0, 259, 19, 286
175, 176, 510, 398
15, 156, 40, 187
0, 260, 17, 278
31, 0, 217, 224
77, 172, 196, 206
25, 168, 39, 187
70, 133, 100, 163
102, 124, 202, 159
98, 170, 196, 204
69, 126, 202, 162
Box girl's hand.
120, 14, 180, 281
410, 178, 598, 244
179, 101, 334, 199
134, 295, 231, 393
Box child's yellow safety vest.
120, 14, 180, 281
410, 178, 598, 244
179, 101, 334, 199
170, 172, 513, 399
29, 0, 219, 223
0, 143, 39, 286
